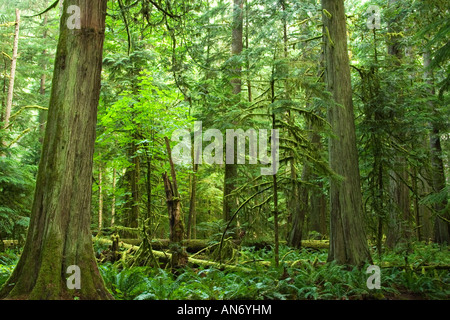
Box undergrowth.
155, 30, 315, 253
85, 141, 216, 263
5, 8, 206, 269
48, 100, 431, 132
97, 243, 449, 300
1, 242, 448, 300
0, 249, 19, 288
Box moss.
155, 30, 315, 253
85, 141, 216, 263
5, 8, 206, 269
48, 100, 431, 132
29, 230, 64, 300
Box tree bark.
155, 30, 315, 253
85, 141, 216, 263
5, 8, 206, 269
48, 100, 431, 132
322, 0, 371, 266
0, 0, 111, 300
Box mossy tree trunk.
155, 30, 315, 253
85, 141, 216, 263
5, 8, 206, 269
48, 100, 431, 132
0, 0, 111, 300
321, 0, 372, 266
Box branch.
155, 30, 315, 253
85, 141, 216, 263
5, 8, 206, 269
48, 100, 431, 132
117, 0, 132, 55
7, 128, 31, 148
0, 22, 16, 28
23, 0, 60, 18
148, 0, 181, 19
5, 105, 48, 129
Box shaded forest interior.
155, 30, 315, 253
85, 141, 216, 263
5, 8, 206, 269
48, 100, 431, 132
0, 0, 449, 300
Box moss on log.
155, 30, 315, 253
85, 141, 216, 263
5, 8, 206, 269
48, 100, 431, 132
117, 238, 330, 252
95, 238, 253, 273
1, 240, 19, 249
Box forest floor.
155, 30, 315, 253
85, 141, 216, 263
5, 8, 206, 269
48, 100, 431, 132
1, 239, 449, 300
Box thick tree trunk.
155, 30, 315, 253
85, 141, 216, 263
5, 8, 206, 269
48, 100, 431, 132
322, 0, 371, 266
0, 0, 111, 300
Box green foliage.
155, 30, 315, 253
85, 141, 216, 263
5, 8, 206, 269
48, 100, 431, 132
97, 243, 449, 300
0, 156, 35, 241
0, 249, 19, 288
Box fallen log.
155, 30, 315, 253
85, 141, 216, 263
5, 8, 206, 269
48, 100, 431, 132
379, 262, 450, 271
95, 237, 253, 273
118, 238, 329, 252
94, 238, 450, 272
1, 240, 19, 249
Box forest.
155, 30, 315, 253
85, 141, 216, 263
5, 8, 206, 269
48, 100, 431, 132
0, 0, 449, 302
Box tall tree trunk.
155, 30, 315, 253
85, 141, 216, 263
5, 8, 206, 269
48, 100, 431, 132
321, 0, 371, 266
0, 0, 111, 300
223, 0, 243, 231
385, 0, 412, 247
281, 0, 305, 249
423, 51, 450, 244
2, 8, 20, 131
38, 6, 49, 143
1, 8, 20, 151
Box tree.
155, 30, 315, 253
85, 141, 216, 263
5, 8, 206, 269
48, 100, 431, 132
321, 0, 371, 266
223, 0, 243, 231
0, 0, 112, 299
2, 8, 20, 132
